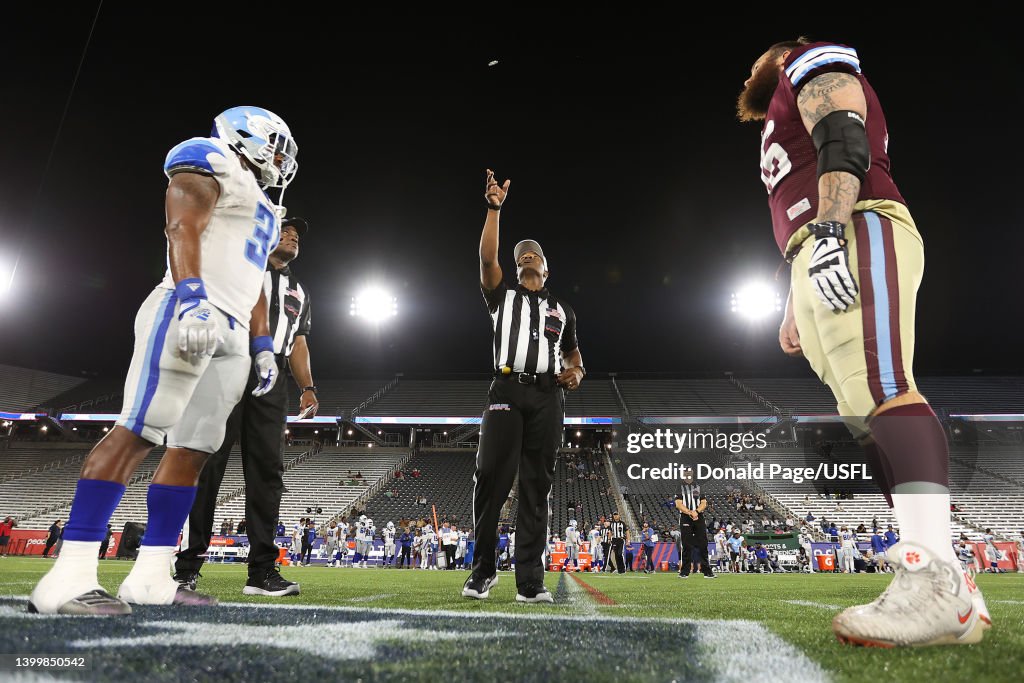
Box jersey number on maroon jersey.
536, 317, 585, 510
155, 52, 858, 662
760, 120, 792, 194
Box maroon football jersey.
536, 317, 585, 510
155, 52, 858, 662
760, 42, 906, 253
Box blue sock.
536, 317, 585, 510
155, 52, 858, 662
140, 483, 197, 546
63, 479, 127, 542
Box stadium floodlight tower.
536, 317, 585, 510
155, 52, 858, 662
350, 287, 398, 324
730, 281, 782, 320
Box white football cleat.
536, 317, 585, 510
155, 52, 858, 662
833, 541, 992, 647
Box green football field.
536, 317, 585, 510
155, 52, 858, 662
1, 557, 1022, 682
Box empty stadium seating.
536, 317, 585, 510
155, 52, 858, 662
313, 378, 393, 417
551, 449, 616, 533
617, 379, 763, 416
740, 378, 838, 415
0, 364, 87, 412
563, 380, 622, 418
363, 449, 477, 527
367, 380, 491, 417
213, 447, 408, 532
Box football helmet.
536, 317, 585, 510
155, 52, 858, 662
212, 106, 298, 190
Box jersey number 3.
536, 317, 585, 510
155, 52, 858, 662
760, 120, 792, 193
245, 204, 279, 269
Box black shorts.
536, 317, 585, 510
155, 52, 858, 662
0, 535, 9, 547
730, 551, 739, 560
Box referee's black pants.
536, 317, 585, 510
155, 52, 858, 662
609, 538, 626, 573
679, 519, 713, 577
176, 357, 288, 578
471, 376, 563, 590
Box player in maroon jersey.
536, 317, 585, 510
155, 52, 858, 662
737, 38, 990, 647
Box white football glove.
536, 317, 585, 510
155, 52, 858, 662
251, 336, 278, 397
175, 279, 219, 360
807, 232, 858, 312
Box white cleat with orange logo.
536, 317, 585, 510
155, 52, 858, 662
832, 541, 992, 647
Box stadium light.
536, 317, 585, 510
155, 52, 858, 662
575, 431, 581, 437
350, 287, 398, 323
102, 426, 109, 432
730, 281, 782, 320
40, 425, 48, 433
347, 429, 353, 436
285, 429, 290, 435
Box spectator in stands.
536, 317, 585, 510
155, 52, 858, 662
98, 524, 113, 560
828, 523, 839, 542
236, 519, 247, 535
806, 511, 815, 523
411, 468, 421, 478
43, 520, 63, 558
0, 517, 13, 557
276, 521, 285, 537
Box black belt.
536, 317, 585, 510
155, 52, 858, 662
494, 370, 555, 386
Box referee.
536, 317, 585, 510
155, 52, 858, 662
175, 217, 316, 597
608, 512, 628, 574
462, 169, 585, 605
675, 471, 715, 578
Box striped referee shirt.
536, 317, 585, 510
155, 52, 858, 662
609, 519, 627, 540
264, 264, 311, 356
481, 281, 578, 374
676, 484, 706, 523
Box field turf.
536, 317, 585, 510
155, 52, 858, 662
1, 557, 1022, 682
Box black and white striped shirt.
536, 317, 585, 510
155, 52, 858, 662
676, 484, 706, 524
609, 519, 627, 540
481, 281, 578, 374
264, 265, 311, 356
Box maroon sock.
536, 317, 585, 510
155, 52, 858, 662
869, 402, 949, 489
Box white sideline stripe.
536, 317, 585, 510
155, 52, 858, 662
698, 620, 829, 683
782, 600, 840, 610
348, 593, 396, 603
69, 620, 496, 660
993, 600, 1024, 604
562, 575, 598, 617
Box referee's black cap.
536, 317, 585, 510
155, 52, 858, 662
282, 217, 309, 237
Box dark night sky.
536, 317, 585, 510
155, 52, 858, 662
0, 8, 1018, 381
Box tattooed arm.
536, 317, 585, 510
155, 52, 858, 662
797, 72, 867, 225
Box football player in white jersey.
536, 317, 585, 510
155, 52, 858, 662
563, 520, 580, 572
456, 527, 469, 569
30, 106, 298, 615
983, 529, 1004, 573
291, 520, 304, 566
324, 521, 340, 567
362, 519, 376, 568
839, 526, 857, 573
382, 521, 396, 568
588, 524, 603, 572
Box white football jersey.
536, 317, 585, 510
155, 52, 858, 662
565, 527, 579, 546
383, 528, 396, 545
841, 531, 856, 548
160, 136, 280, 326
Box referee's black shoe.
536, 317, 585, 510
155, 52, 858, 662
243, 567, 300, 597
516, 584, 554, 604
173, 570, 201, 591
462, 572, 498, 599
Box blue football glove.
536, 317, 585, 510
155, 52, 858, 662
175, 278, 219, 360
251, 336, 278, 397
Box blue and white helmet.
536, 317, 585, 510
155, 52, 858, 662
212, 106, 298, 189
569, 519, 577, 528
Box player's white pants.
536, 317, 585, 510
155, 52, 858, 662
116, 286, 249, 452
420, 548, 429, 569
840, 548, 855, 573
384, 543, 395, 564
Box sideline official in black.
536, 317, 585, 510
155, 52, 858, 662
175, 217, 317, 597
462, 169, 585, 604
676, 472, 716, 578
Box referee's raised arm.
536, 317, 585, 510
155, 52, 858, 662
480, 169, 509, 290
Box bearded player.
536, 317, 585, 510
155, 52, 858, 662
737, 38, 989, 646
